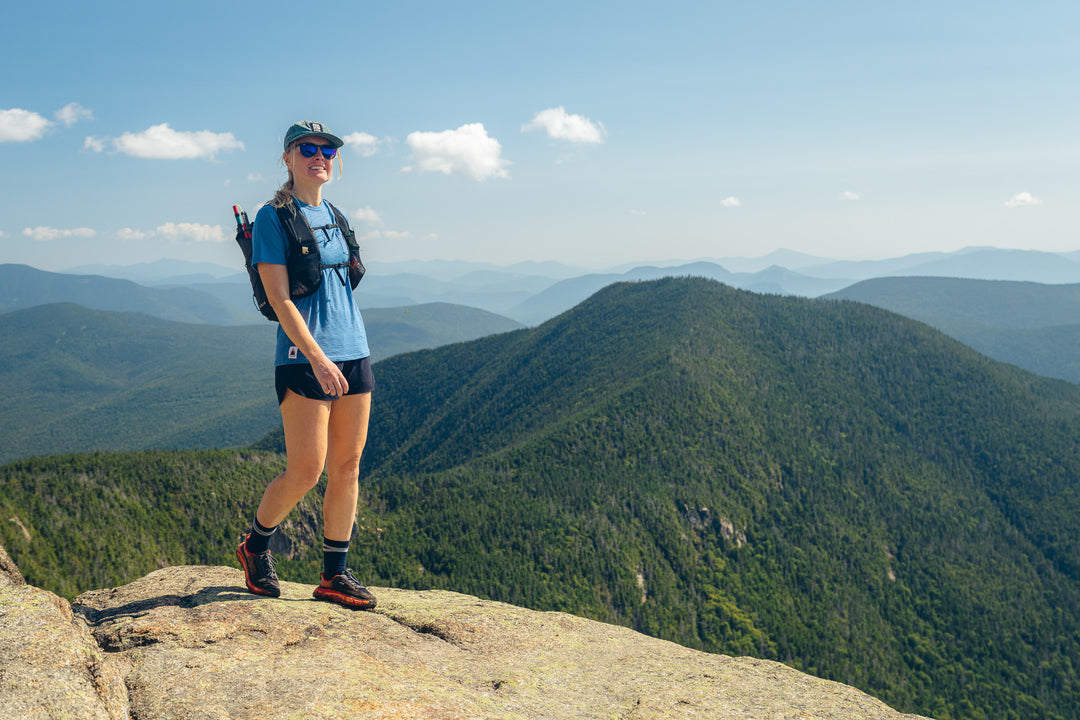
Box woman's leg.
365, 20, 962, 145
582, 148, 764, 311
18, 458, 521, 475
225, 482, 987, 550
312, 391, 378, 608
322, 391, 372, 541
255, 390, 333, 527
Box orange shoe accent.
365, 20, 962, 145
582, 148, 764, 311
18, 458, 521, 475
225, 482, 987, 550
312, 572, 377, 609
236, 539, 281, 598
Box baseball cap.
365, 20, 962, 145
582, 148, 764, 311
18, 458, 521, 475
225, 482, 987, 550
283, 121, 344, 150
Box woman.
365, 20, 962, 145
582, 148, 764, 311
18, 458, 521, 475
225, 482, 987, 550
236, 120, 377, 609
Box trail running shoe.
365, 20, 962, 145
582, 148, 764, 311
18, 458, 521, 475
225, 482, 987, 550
312, 569, 377, 609
236, 536, 281, 598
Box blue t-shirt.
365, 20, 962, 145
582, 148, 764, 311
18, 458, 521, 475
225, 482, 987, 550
251, 199, 370, 366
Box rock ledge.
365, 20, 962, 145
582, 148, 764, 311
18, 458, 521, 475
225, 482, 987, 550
2, 561, 931, 719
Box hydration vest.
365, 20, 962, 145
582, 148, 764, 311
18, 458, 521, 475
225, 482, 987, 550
234, 200, 365, 322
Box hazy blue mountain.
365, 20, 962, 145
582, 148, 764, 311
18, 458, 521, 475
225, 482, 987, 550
65, 258, 240, 283
1, 264, 253, 325
804, 247, 1080, 284
178, 268, 568, 317
374, 258, 591, 280
167, 278, 263, 315
828, 276, 1080, 329
738, 265, 852, 296
800, 250, 965, 280
828, 276, 1080, 383
508, 262, 850, 325
356, 271, 556, 316
618, 249, 832, 274
901, 248, 1080, 283
363, 303, 523, 362
954, 322, 1080, 384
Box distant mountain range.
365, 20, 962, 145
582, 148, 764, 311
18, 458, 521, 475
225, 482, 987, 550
55, 245, 1080, 324
6, 249, 1080, 461
1, 263, 255, 325
803, 247, 1080, 283
6, 277, 1079, 720
11, 246, 1080, 398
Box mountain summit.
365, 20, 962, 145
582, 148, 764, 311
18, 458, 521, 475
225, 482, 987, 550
349, 277, 1080, 718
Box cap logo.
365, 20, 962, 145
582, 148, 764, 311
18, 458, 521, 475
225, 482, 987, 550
310, 122, 323, 132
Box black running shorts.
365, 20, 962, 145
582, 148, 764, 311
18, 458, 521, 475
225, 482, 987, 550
275, 357, 375, 404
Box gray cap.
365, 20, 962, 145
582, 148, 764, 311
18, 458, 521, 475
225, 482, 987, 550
283, 121, 344, 150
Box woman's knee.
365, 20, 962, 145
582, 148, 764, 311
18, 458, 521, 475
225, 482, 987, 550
326, 456, 362, 485
282, 463, 325, 493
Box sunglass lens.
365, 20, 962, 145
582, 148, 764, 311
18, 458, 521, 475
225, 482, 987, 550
297, 143, 337, 159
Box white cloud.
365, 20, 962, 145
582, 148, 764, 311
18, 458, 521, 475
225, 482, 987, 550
83, 136, 106, 153
55, 102, 93, 127
522, 107, 606, 144
361, 229, 412, 242
352, 206, 383, 225
720, 196, 742, 208
404, 123, 510, 181
155, 222, 227, 243
88, 123, 244, 159
630, 209, 647, 216
22, 226, 96, 241
117, 228, 151, 240
840, 191, 861, 201
343, 131, 382, 157
247, 172, 265, 183
0, 108, 53, 142
1005, 191, 1042, 208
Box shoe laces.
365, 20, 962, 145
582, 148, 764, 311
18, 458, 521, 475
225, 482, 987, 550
336, 569, 364, 591
253, 551, 278, 581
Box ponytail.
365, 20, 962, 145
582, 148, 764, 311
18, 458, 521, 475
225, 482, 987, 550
270, 171, 295, 209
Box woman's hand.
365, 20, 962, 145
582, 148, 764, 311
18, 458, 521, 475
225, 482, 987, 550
259, 262, 346, 396
311, 356, 349, 397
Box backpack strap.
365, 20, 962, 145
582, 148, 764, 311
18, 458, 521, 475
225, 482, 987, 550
273, 201, 324, 299
326, 201, 366, 289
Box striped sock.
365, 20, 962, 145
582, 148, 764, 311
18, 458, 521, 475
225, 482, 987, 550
323, 537, 350, 579
245, 517, 278, 554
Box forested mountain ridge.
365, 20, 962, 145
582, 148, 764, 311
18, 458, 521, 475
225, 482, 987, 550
0, 303, 278, 462
4, 277, 1080, 719
0, 301, 521, 463
350, 278, 1080, 719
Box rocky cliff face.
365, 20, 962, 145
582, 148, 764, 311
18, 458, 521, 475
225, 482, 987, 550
0, 546, 931, 719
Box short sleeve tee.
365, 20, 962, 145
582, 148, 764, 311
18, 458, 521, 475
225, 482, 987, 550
251, 199, 370, 366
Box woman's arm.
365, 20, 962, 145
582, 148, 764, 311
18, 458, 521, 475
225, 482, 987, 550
259, 262, 349, 397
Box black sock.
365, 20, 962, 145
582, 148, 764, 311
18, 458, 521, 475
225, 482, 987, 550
245, 517, 277, 554
323, 537, 349, 579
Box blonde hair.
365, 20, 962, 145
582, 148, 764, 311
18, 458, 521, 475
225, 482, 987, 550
270, 142, 343, 208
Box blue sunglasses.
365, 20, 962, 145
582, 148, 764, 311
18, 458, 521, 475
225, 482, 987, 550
296, 142, 338, 159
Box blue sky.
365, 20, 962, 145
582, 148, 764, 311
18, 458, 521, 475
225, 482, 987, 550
2, 0, 1078, 272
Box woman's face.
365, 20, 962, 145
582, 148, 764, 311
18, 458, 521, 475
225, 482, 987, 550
284, 136, 335, 186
